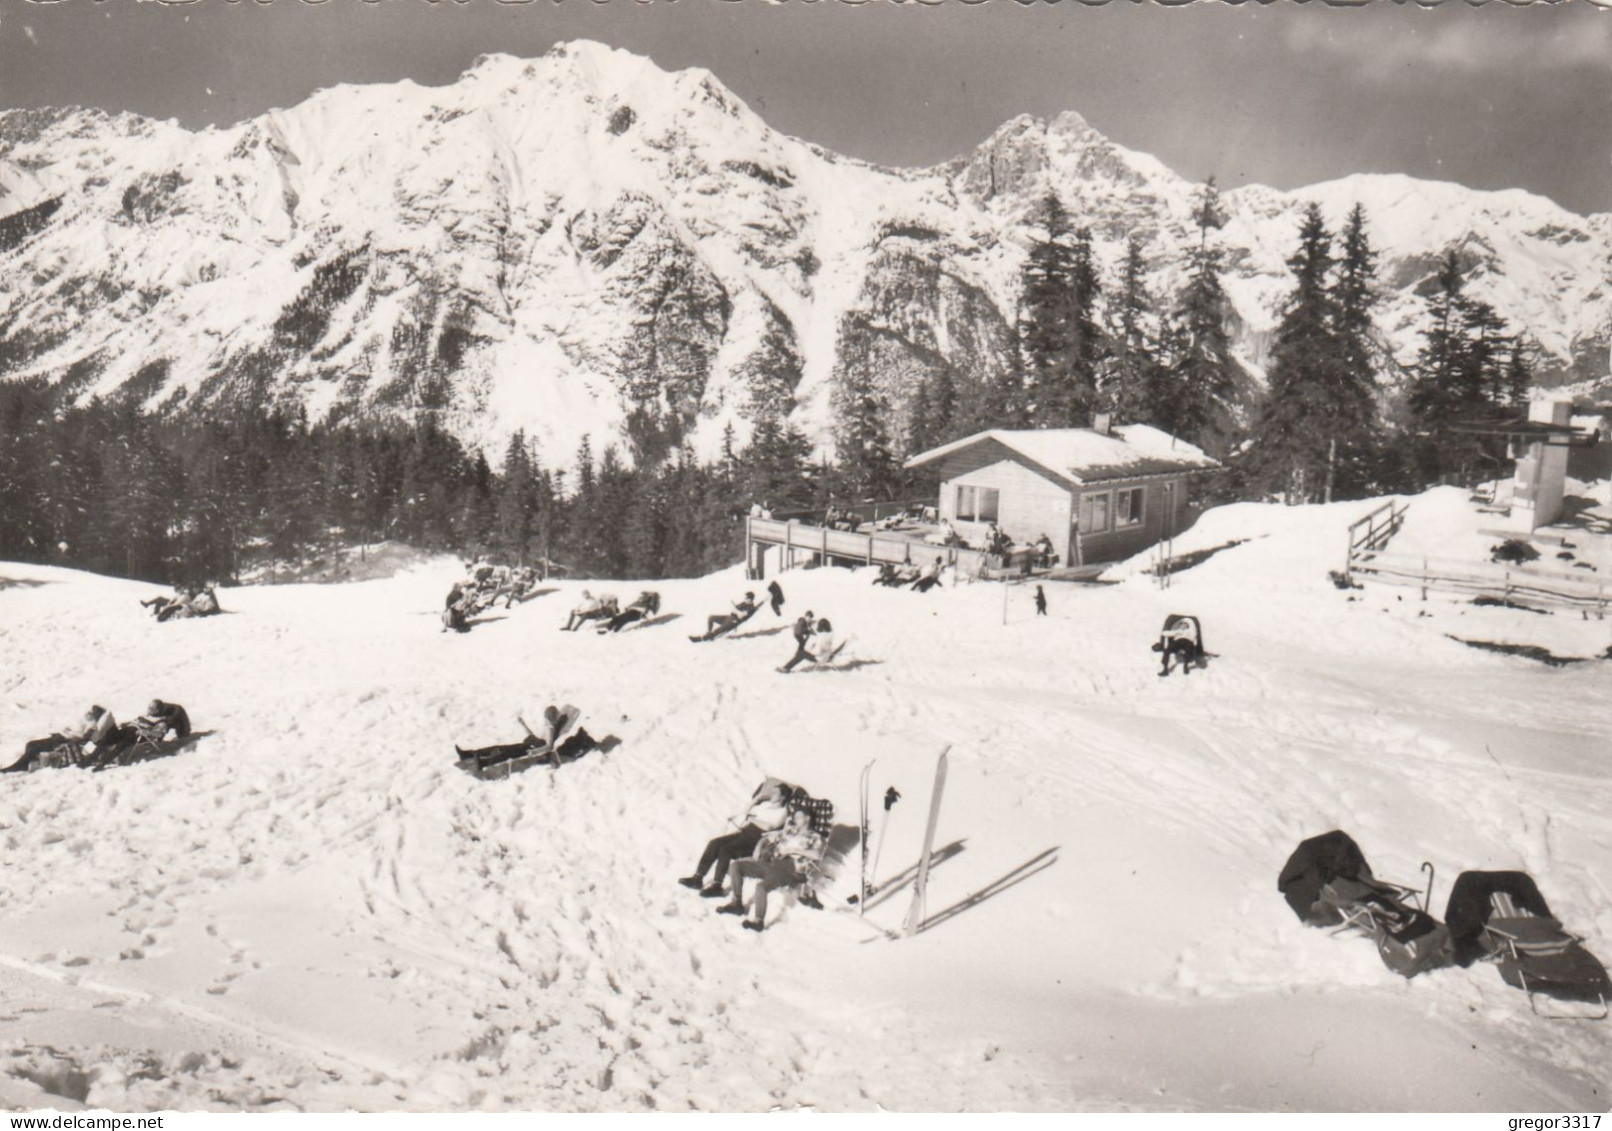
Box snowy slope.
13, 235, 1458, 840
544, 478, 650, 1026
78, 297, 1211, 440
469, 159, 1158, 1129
1, 489, 1610, 1111
2, 41, 1608, 465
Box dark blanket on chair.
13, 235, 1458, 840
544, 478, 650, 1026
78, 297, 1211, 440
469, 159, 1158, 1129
1444, 870, 1554, 966
1278, 830, 1374, 924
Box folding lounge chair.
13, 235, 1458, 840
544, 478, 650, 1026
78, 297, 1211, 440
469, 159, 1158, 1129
1483, 891, 1610, 1019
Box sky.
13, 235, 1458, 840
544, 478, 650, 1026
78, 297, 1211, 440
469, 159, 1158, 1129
1, 0, 1609, 215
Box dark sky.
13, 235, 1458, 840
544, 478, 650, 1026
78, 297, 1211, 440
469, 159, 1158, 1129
2, 0, 1609, 215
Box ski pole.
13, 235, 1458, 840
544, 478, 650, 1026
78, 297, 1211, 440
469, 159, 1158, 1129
871, 786, 901, 891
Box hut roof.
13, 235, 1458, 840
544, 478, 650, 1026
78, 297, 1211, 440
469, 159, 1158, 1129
904, 425, 1221, 486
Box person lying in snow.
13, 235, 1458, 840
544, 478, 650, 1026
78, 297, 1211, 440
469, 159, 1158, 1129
455, 706, 599, 770
678, 778, 797, 897
717, 808, 827, 932
598, 591, 661, 633
692, 591, 759, 641
562, 591, 618, 631
3, 705, 120, 773
779, 618, 837, 673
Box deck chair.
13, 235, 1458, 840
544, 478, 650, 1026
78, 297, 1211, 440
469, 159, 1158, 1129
1483, 891, 1610, 1018
1446, 870, 1610, 1019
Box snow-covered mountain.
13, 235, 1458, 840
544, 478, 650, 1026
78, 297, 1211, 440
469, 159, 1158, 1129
1, 40, 1607, 463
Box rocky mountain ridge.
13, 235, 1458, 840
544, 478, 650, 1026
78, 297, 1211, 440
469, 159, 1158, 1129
2, 40, 1606, 464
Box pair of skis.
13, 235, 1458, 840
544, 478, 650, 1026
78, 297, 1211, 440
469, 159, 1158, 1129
856, 746, 949, 938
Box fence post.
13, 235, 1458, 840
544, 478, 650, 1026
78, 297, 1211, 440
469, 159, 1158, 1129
784, 521, 793, 571
1421, 557, 1428, 602
867, 532, 874, 565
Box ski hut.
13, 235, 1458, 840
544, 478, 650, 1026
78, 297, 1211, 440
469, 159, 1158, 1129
903, 418, 1222, 567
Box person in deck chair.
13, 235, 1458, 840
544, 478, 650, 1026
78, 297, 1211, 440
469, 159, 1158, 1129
1154, 616, 1204, 676
911, 557, 944, 593
718, 808, 826, 932
562, 591, 617, 631
456, 705, 570, 769
3, 706, 118, 773
679, 778, 795, 897
696, 592, 758, 641
600, 591, 661, 633
139, 699, 192, 742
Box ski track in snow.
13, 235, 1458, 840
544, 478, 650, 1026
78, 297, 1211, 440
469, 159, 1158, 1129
1, 493, 1610, 1111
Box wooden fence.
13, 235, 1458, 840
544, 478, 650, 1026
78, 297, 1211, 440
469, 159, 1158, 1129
745, 516, 988, 578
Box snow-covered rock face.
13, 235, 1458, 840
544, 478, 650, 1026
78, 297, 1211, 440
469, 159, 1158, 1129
1, 39, 1607, 464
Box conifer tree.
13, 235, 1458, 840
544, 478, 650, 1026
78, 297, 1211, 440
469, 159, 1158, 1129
495, 431, 536, 563
1168, 177, 1240, 454
1016, 195, 1103, 427
832, 366, 898, 501
1504, 341, 1534, 413
1240, 203, 1342, 502
1101, 234, 1160, 424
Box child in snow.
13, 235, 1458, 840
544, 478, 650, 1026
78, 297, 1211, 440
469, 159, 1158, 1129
679, 778, 796, 897
719, 809, 826, 932
1035, 585, 1047, 616
767, 580, 785, 616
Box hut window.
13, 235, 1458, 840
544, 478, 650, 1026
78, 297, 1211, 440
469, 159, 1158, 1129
956, 485, 999, 522
1115, 486, 1145, 528
1086, 491, 1111, 533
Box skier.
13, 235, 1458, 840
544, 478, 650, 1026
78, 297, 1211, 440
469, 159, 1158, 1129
718, 808, 826, 932
678, 778, 795, 897
1034, 585, 1047, 616
767, 579, 785, 617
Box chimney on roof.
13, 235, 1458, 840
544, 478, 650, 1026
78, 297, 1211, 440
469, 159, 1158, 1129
1092, 412, 1113, 436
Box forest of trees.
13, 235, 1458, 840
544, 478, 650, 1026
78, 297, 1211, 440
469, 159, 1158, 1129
0, 184, 1540, 586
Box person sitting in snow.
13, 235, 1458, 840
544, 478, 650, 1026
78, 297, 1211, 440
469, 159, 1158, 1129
599, 591, 661, 633
562, 590, 618, 631
678, 778, 797, 898
718, 808, 826, 932
693, 591, 759, 641
3, 705, 118, 774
